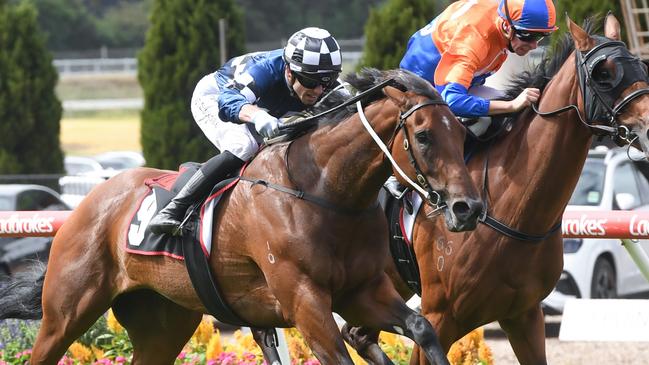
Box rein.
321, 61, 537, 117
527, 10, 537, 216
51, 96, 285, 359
478, 142, 562, 242
277, 77, 402, 136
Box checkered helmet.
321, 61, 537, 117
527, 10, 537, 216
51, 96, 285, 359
283, 27, 342, 74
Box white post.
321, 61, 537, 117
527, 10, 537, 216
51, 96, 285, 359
276, 329, 291, 364
219, 18, 227, 65
620, 238, 649, 282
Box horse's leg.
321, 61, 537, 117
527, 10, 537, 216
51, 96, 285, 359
251, 328, 283, 365
409, 313, 465, 365
339, 275, 449, 365
341, 323, 392, 365
112, 290, 202, 365
30, 246, 116, 364
498, 306, 547, 365
266, 271, 355, 365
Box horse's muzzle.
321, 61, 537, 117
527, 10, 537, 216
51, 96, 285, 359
444, 198, 483, 232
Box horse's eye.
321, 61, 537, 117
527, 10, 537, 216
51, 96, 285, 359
415, 130, 430, 145
592, 62, 614, 85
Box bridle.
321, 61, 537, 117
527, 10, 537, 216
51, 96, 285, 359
356, 96, 449, 210
481, 37, 649, 242
533, 37, 649, 145
244, 77, 452, 214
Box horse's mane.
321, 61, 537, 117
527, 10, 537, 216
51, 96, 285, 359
503, 17, 601, 102
281, 68, 442, 138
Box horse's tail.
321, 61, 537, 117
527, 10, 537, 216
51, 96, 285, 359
0, 263, 45, 320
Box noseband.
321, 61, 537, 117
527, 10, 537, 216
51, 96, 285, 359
356, 97, 449, 209
535, 37, 649, 144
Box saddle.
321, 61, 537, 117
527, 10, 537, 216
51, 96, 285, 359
463, 114, 515, 163
125, 163, 248, 326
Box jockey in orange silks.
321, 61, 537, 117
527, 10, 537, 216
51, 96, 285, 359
400, 0, 558, 121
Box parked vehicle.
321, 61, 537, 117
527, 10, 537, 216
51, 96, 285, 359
0, 184, 70, 275
93, 150, 145, 171
60, 151, 145, 208
63, 156, 105, 176
542, 147, 649, 313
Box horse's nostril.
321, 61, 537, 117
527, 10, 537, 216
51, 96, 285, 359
452, 201, 470, 218
452, 200, 483, 221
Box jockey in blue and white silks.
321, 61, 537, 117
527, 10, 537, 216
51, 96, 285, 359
400, 0, 557, 120
150, 27, 343, 235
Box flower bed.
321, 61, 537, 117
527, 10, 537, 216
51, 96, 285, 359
0, 311, 493, 364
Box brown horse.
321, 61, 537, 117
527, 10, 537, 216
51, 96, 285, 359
0, 69, 483, 365
343, 15, 649, 365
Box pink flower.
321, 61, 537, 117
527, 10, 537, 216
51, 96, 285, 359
56, 355, 74, 365
177, 351, 186, 360
115, 356, 127, 364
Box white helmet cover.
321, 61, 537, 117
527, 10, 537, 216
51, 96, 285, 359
283, 27, 342, 74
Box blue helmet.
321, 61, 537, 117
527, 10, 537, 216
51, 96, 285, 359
498, 0, 558, 32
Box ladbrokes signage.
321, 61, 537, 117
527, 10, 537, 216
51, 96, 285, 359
562, 211, 649, 238
0, 213, 55, 235
562, 214, 607, 236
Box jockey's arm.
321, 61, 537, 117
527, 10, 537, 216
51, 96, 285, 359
217, 61, 276, 123
435, 49, 539, 117
238, 104, 267, 123
488, 88, 540, 114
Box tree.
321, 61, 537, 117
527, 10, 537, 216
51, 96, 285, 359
30, 0, 101, 52
0, 0, 63, 174
358, 0, 445, 70
555, 0, 620, 38
138, 0, 245, 169
236, 0, 384, 42
94, 1, 150, 48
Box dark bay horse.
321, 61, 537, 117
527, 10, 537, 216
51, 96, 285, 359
343, 15, 649, 365
0, 69, 483, 365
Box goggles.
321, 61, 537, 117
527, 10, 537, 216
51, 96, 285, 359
514, 28, 551, 42
294, 72, 338, 89
502, 0, 553, 43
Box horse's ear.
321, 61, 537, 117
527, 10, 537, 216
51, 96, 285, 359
604, 12, 622, 41
383, 86, 408, 108
567, 15, 593, 52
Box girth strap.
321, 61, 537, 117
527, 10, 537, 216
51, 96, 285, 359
239, 176, 378, 216
181, 222, 250, 326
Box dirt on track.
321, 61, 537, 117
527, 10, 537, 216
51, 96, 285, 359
484, 316, 648, 364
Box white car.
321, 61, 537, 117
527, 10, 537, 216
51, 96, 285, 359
94, 151, 145, 171
542, 147, 649, 313
59, 152, 144, 208
0, 184, 70, 275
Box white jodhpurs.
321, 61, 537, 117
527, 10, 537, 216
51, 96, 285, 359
191, 75, 259, 161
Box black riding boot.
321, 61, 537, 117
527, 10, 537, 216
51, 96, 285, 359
148, 151, 245, 235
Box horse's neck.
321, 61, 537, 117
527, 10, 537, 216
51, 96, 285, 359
293, 99, 396, 209
484, 58, 592, 230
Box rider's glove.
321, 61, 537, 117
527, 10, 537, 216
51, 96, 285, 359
252, 110, 280, 140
